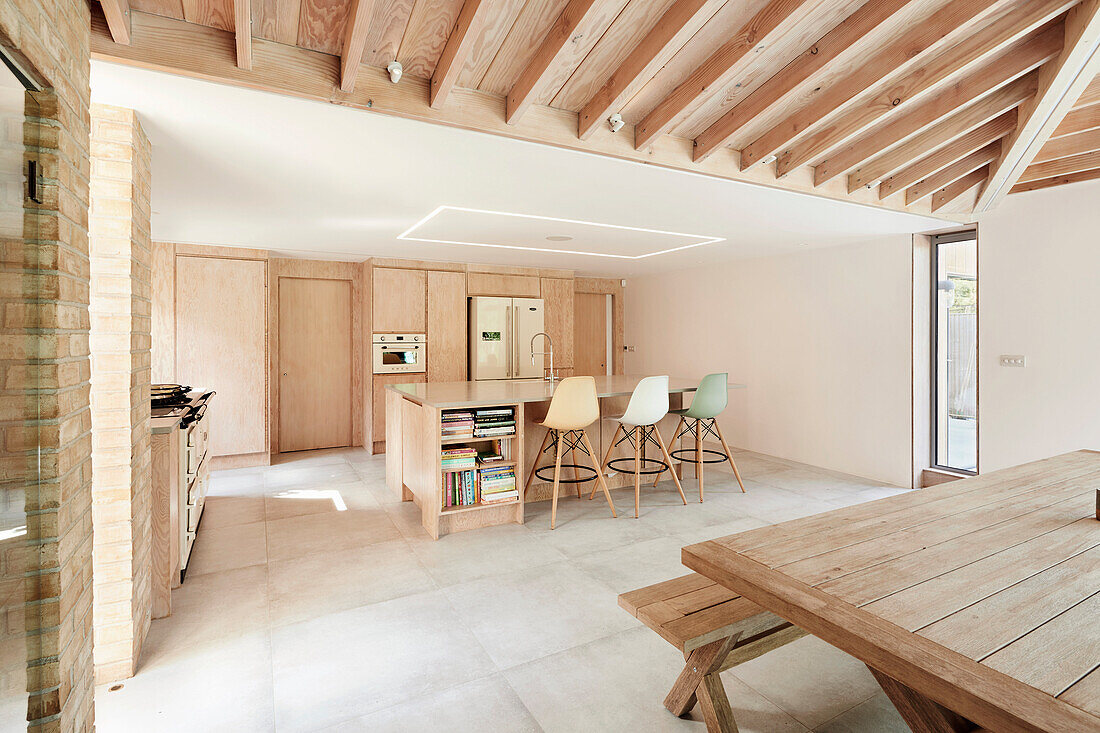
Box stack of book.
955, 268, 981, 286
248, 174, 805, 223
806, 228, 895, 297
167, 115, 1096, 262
441, 410, 474, 439
441, 447, 477, 471
479, 465, 518, 504
441, 470, 478, 509
473, 408, 516, 438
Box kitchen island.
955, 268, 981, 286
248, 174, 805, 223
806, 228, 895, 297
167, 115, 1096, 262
385, 376, 744, 538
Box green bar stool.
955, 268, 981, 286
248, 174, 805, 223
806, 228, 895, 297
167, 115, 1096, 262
653, 373, 746, 501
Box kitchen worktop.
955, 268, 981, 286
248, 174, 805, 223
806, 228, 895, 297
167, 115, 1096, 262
385, 375, 746, 408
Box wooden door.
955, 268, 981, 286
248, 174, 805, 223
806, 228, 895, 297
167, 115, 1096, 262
175, 256, 267, 458
574, 292, 608, 377
427, 270, 466, 382
279, 278, 352, 452
372, 268, 426, 333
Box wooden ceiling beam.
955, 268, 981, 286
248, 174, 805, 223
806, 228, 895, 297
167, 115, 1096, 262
975, 0, 1100, 212
577, 0, 724, 141
692, 0, 918, 164
431, 0, 492, 108
932, 164, 989, 212
339, 0, 375, 92
100, 0, 132, 45
1077, 75, 1100, 106
234, 0, 251, 70
1050, 101, 1100, 137
1034, 126, 1100, 162
905, 141, 1001, 204
817, 24, 1061, 188
506, 0, 602, 125
633, 0, 823, 152
1010, 166, 1100, 192
1017, 147, 1100, 183
879, 110, 1016, 199
850, 74, 1036, 192
775, 1, 1073, 178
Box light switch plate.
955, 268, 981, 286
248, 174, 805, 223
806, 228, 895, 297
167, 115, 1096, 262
999, 355, 1026, 368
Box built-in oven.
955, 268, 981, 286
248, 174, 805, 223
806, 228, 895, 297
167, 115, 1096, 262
372, 333, 427, 374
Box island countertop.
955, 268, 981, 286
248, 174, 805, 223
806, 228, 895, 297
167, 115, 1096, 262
385, 375, 745, 409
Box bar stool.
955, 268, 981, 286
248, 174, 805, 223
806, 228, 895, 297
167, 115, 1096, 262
523, 376, 617, 529
653, 372, 746, 501
592, 376, 687, 518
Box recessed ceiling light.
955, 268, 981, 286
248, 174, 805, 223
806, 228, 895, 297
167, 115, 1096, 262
545, 235, 574, 242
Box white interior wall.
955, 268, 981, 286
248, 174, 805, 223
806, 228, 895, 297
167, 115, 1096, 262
625, 237, 914, 487
976, 180, 1100, 471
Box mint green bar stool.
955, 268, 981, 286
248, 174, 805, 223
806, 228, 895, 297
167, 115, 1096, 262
653, 373, 746, 501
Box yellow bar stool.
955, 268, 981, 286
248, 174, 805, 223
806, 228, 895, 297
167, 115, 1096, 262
592, 375, 687, 518
523, 376, 617, 529
653, 372, 746, 501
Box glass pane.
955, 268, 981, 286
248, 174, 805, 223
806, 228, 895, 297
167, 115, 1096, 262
0, 60, 38, 726
935, 235, 977, 472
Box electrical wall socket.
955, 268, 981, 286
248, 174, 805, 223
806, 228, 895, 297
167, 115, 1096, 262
623, 345, 635, 352
999, 355, 1026, 368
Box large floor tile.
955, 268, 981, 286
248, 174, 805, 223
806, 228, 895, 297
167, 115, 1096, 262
186, 521, 267, 577
575, 536, 696, 595
149, 565, 270, 654
670, 514, 771, 546
506, 627, 809, 733
270, 590, 497, 732
326, 675, 540, 733
267, 539, 436, 627
264, 506, 402, 561
525, 499, 666, 557
443, 562, 637, 669
201, 495, 265, 529
814, 691, 907, 733
729, 636, 882, 730
407, 522, 567, 586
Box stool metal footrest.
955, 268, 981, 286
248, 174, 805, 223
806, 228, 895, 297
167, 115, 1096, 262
670, 447, 728, 465
607, 456, 669, 476
535, 464, 597, 484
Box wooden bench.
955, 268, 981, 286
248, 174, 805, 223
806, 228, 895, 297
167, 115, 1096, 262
620, 573, 807, 732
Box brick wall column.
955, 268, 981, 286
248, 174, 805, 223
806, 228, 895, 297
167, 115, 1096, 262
88, 104, 152, 685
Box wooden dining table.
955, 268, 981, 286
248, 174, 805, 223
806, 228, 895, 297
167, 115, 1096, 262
682, 450, 1100, 733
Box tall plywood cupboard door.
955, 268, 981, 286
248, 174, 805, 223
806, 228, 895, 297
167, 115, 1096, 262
540, 277, 574, 369
175, 256, 267, 457
279, 278, 352, 452
427, 270, 466, 382
574, 292, 608, 377
372, 268, 426, 333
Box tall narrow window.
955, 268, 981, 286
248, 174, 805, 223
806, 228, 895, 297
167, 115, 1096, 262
933, 230, 978, 473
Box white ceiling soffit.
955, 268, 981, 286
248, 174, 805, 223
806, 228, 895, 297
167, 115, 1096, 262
89, 60, 951, 277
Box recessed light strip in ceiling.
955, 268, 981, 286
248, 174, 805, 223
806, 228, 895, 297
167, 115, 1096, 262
396, 205, 725, 259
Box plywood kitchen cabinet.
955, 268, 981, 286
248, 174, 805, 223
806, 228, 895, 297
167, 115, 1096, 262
373, 373, 426, 451
540, 277, 574, 370
427, 270, 466, 382
373, 268, 426, 333
278, 277, 353, 452
174, 255, 267, 458
466, 272, 540, 297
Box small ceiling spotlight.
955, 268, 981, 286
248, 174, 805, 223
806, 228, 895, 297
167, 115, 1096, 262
545, 235, 574, 242
608, 113, 625, 133
387, 61, 403, 84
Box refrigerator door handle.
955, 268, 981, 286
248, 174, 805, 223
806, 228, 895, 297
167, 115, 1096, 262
505, 302, 513, 378
513, 304, 519, 378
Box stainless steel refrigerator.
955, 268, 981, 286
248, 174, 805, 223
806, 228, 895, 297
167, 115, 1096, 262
468, 297, 545, 380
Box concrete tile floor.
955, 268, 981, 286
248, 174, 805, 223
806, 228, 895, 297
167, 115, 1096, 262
96, 447, 914, 733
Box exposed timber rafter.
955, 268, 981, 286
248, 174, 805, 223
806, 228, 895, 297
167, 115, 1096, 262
234, 0, 251, 70
339, 0, 376, 92
100, 0, 132, 45
431, 0, 492, 109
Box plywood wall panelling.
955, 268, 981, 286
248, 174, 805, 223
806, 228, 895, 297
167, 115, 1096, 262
540, 276, 574, 368
279, 277, 354, 451
175, 255, 268, 457
466, 272, 541, 297
151, 242, 175, 383
296, 0, 353, 55
361, 0, 415, 66
132, 0, 186, 19
455, 0, 528, 88
373, 267, 427, 331
427, 270, 467, 381
396, 0, 465, 79
181, 0, 234, 30
478, 0, 570, 95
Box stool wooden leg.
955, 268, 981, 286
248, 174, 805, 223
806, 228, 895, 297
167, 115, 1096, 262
524, 429, 551, 498
653, 425, 687, 505
569, 441, 581, 499
550, 431, 564, 530
695, 420, 704, 502
580, 431, 616, 518
712, 420, 746, 493
653, 417, 683, 487
591, 423, 621, 500
633, 427, 641, 519
664, 633, 740, 717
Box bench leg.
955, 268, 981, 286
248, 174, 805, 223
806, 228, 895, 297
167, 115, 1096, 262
868, 666, 976, 733
664, 633, 741, 728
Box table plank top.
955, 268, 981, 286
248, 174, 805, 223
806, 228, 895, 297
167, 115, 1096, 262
682, 450, 1100, 733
